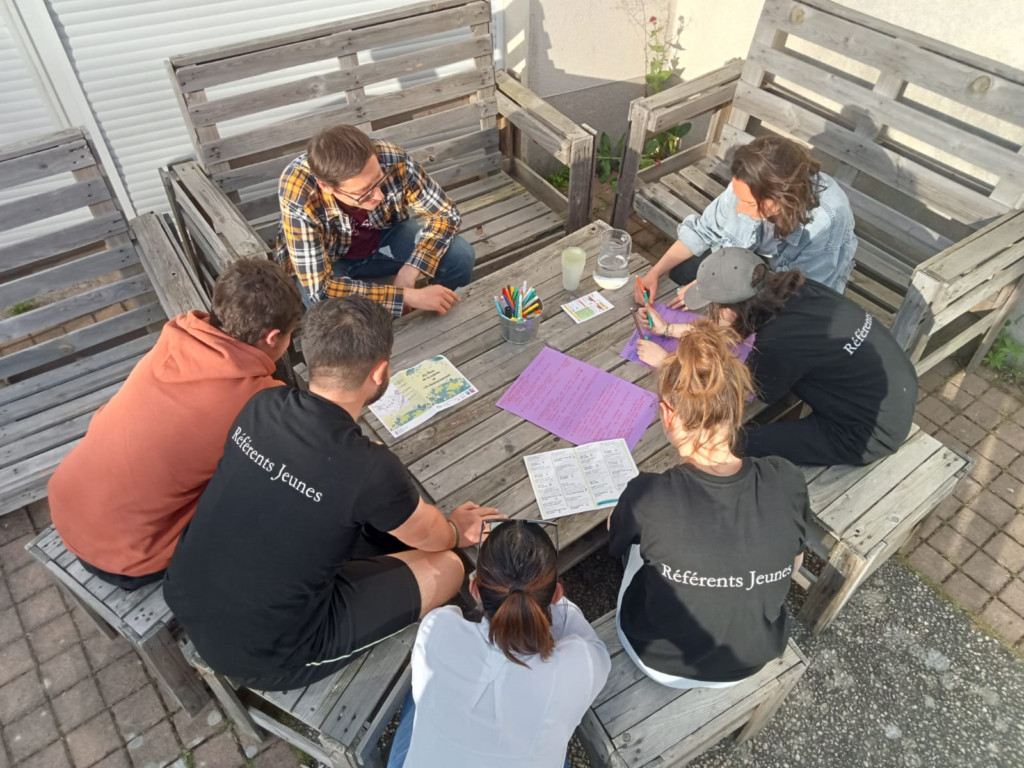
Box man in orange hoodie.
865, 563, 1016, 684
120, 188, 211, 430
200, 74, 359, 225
48, 259, 303, 591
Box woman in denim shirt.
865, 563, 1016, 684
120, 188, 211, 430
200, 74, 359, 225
635, 136, 857, 307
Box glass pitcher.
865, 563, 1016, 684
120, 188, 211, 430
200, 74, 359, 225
594, 229, 631, 291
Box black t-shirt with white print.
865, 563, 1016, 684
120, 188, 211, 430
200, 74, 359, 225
748, 279, 918, 459
164, 387, 418, 677
609, 457, 809, 682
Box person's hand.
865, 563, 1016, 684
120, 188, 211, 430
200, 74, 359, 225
393, 264, 421, 290
404, 285, 460, 314
666, 280, 695, 310
634, 271, 659, 306
636, 339, 669, 367
637, 305, 668, 336
448, 502, 503, 547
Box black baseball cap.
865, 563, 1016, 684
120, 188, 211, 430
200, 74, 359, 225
685, 248, 767, 311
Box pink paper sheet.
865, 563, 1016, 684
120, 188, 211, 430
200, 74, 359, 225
620, 303, 755, 368
496, 346, 658, 450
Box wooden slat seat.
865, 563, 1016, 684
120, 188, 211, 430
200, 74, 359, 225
579, 611, 808, 768
160, 0, 595, 295
795, 425, 970, 633
190, 625, 417, 768
24, 526, 209, 715
0, 129, 193, 517
613, 0, 1024, 375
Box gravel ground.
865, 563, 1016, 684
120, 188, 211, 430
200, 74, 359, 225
559, 550, 1024, 768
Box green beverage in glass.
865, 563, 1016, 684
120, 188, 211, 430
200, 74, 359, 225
561, 246, 586, 298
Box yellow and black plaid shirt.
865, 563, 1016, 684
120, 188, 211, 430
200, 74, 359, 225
274, 139, 461, 316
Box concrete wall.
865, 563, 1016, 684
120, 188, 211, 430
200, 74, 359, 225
501, 0, 680, 154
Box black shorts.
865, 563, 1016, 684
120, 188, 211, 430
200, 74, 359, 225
236, 530, 421, 691
79, 557, 165, 592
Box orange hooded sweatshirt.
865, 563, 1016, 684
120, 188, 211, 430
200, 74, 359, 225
49, 312, 281, 576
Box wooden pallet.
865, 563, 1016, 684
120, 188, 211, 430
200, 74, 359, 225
796, 424, 971, 633
612, 0, 1024, 374
25, 526, 209, 715
190, 626, 416, 768
160, 0, 594, 292
0, 129, 192, 516
579, 611, 808, 768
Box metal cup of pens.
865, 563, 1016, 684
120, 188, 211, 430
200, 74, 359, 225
495, 282, 542, 345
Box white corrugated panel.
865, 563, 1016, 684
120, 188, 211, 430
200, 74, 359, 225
0, 14, 89, 247
47, 0, 486, 215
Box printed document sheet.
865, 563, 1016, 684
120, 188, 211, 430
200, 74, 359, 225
524, 439, 639, 520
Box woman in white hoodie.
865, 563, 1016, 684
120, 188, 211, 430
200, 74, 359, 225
386, 519, 611, 768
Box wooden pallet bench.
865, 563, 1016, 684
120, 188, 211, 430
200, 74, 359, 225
160, 0, 595, 292
611, 0, 1024, 374
796, 424, 970, 633
579, 611, 808, 768
190, 625, 417, 768
0, 128, 191, 517
24, 526, 209, 715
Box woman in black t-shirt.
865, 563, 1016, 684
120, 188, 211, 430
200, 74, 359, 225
610, 321, 809, 688
638, 247, 918, 466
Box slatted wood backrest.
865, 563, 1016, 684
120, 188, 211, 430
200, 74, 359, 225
718, 0, 1024, 288
0, 129, 163, 383
166, 0, 500, 233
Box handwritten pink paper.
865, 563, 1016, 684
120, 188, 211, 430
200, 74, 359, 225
620, 303, 755, 368
496, 347, 658, 450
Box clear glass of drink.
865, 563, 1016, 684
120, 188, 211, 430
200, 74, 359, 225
594, 229, 631, 291
561, 247, 586, 298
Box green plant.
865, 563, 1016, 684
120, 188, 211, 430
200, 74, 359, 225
984, 326, 1024, 371
7, 299, 37, 316
545, 166, 571, 191
642, 13, 677, 96
180, 748, 196, 768
592, 10, 691, 190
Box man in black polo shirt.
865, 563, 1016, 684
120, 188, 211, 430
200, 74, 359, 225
164, 297, 498, 690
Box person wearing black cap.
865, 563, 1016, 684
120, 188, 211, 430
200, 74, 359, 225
637, 248, 918, 466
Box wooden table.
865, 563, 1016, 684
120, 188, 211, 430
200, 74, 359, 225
362, 223, 970, 635
362, 221, 674, 568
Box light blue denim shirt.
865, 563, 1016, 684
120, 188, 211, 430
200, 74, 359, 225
677, 172, 857, 292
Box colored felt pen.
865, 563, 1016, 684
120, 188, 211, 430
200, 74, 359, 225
642, 287, 655, 330
494, 297, 504, 316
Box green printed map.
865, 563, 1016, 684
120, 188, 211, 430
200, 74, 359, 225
369, 356, 478, 437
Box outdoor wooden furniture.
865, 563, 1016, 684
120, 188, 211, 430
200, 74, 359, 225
361, 222, 969, 633
611, 0, 1024, 374
160, 0, 595, 292
189, 625, 417, 768
579, 611, 808, 767
892, 207, 1024, 374
796, 425, 969, 633
24, 525, 209, 715
0, 128, 186, 517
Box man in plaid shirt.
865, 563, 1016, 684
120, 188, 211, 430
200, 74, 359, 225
274, 125, 475, 317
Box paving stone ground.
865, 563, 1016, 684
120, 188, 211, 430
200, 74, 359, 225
0, 503, 307, 768
901, 360, 1024, 654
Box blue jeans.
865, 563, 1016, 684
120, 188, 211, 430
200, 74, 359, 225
387, 691, 571, 768
299, 218, 476, 306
